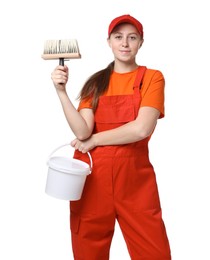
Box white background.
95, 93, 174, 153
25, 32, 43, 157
0, 0, 209, 259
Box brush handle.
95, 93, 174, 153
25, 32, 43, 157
59, 58, 64, 66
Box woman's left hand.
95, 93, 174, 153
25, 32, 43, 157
71, 136, 97, 153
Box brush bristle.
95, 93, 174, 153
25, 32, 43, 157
42, 39, 81, 60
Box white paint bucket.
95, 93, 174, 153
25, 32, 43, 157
45, 143, 92, 201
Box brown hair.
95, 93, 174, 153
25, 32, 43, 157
78, 61, 114, 112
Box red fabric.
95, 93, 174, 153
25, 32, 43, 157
108, 14, 144, 37
70, 66, 171, 259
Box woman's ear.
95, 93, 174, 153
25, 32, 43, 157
107, 37, 111, 48
139, 39, 144, 49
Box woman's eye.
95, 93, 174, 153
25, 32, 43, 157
129, 36, 137, 40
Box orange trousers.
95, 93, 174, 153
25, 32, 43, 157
70, 145, 171, 260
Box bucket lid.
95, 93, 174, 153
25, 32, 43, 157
48, 156, 91, 175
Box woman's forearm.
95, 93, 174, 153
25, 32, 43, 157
93, 107, 159, 146
93, 121, 148, 146
71, 107, 159, 153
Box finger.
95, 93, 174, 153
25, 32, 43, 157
77, 143, 83, 151
52, 71, 68, 80
52, 66, 68, 76
81, 148, 88, 153
71, 139, 77, 147
74, 142, 81, 150
64, 65, 69, 73
52, 74, 68, 85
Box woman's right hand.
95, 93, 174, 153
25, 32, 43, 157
51, 65, 69, 91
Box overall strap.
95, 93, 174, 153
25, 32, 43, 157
133, 66, 147, 116
133, 66, 147, 90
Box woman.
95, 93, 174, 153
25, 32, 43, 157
51, 14, 171, 260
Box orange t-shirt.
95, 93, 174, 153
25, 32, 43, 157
78, 67, 165, 118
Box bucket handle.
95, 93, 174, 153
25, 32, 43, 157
47, 143, 93, 173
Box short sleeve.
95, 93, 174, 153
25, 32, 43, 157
77, 97, 93, 111
140, 70, 165, 118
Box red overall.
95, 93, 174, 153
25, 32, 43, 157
70, 67, 171, 260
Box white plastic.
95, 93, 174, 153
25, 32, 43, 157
45, 143, 92, 201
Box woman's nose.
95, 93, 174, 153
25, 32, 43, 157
122, 37, 128, 47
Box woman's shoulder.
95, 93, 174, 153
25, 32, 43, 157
141, 67, 165, 89
144, 67, 164, 79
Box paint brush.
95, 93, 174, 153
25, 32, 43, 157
41, 39, 81, 65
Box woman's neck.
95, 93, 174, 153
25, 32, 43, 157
113, 60, 139, 73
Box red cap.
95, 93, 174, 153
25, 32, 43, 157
108, 14, 143, 38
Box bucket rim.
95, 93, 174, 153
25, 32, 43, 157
47, 143, 93, 172
47, 156, 91, 175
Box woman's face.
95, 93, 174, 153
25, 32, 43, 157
107, 23, 144, 64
